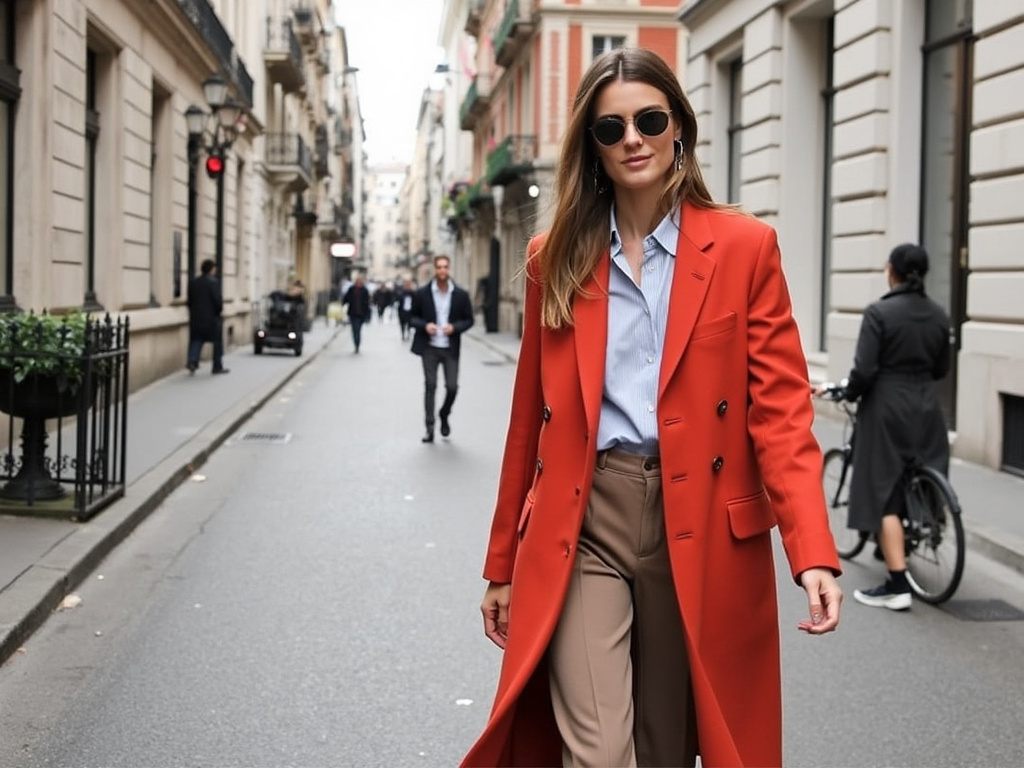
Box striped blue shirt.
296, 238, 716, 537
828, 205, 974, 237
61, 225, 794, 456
596, 207, 680, 455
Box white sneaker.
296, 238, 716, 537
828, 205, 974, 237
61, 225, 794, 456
854, 581, 912, 611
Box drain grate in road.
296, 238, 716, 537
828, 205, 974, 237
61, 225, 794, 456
238, 432, 292, 444
939, 599, 1024, 622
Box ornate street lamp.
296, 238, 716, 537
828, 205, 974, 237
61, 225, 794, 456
185, 73, 243, 285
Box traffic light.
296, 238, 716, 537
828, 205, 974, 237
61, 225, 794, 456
205, 151, 225, 180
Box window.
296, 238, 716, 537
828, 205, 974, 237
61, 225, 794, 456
726, 58, 742, 204
592, 36, 625, 59
819, 19, 835, 352
0, 0, 18, 309
84, 49, 102, 309
920, 0, 972, 426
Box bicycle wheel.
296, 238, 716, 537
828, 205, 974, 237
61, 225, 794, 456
822, 448, 868, 559
903, 467, 965, 604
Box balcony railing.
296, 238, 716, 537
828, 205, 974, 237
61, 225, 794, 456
486, 134, 538, 186
264, 16, 305, 93
174, 0, 254, 107
459, 73, 492, 131
265, 133, 313, 191
493, 0, 535, 68
451, 178, 492, 220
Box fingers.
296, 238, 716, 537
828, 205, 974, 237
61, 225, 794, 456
797, 569, 843, 635
481, 583, 511, 649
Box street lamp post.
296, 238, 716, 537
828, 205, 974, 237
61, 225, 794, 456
185, 73, 243, 285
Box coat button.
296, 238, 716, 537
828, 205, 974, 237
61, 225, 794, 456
542, 405, 552, 421
712, 456, 724, 471
716, 399, 728, 416
536, 458, 543, 472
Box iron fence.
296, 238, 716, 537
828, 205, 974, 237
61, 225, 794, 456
0, 314, 130, 520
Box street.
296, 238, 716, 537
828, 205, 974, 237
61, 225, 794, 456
2, 318, 1024, 767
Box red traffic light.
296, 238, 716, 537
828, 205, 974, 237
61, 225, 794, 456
205, 153, 225, 179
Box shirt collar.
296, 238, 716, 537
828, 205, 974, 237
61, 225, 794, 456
609, 205, 681, 258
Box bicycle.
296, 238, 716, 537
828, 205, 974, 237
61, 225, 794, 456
816, 381, 966, 604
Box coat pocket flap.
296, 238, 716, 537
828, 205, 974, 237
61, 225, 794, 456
727, 491, 776, 539
691, 311, 737, 341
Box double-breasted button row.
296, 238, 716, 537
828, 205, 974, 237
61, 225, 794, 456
542, 405, 552, 421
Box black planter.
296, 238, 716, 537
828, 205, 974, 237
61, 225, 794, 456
0, 373, 87, 501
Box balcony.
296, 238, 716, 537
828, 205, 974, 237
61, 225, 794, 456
264, 16, 305, 93
265, 132, 313, 192
459, 73, 492, 131
317, 201, 345, 239
450, 178, 492, 224
292, 2, 317, 49
173, 0, 254, 107
493, 0, 535, 68
464, 0, 485, 37
486, 134, 538, 186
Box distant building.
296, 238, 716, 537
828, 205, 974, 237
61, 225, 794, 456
433, 0, 687, 336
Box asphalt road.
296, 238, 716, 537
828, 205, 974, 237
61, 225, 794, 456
2, 319, 1023, 767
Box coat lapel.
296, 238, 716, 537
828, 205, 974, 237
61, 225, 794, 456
573, 250, 610, 435
659, 202, 717, 398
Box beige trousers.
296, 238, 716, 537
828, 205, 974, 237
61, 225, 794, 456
548, 448, 697, 768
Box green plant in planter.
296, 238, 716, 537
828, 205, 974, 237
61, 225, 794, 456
0, 310, 92, 394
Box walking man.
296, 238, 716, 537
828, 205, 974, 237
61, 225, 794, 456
342, 274, 372, 353
409, 255, 474, 442
187, 258, 229, 375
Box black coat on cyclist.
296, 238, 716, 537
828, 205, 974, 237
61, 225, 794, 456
843, 244, 951, 533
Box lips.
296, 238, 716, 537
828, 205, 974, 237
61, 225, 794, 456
623, 155, 652, 168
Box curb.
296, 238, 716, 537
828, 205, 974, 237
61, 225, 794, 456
0, 330, 340, 666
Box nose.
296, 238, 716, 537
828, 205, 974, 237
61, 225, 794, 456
622, 121, 643, 145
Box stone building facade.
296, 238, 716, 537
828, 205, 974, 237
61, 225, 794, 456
2, 0, 362, 390
681, 0, 1024, 472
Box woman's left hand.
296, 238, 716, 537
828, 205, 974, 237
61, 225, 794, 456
797, 567, 842, 634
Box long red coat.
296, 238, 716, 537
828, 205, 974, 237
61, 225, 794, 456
462, 203, 840, 767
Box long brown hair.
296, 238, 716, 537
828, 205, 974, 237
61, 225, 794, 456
536, 47, 722, 328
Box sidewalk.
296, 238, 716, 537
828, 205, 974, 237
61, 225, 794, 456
2, 323, 1022, 665
0, 321, 341, 664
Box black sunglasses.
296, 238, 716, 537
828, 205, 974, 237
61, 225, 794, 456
590, 109, 673, 146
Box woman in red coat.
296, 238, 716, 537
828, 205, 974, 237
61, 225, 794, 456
462, 48, 842, 768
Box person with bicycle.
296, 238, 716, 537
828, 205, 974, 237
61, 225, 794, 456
821, 243, 951, 610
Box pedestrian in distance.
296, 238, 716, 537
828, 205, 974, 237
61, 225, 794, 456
396, 277, 416, 341
462, 47, 842, 768
186, 258, 229, 375
409, 255, 474, 443
374, 281, 394, 323
816, 244, 951, 612
342, 274, 372, 353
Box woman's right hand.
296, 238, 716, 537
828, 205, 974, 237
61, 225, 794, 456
480, 582, 511, 649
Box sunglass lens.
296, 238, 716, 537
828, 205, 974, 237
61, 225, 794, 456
593, 119, 625, 146
636, 110, 670, 137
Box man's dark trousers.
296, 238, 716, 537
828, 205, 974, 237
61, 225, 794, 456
421, 345, 458, 431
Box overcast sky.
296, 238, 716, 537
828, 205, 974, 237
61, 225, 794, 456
336, 1, 445, 166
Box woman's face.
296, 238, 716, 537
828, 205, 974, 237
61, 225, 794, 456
590, 78, 680, 195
